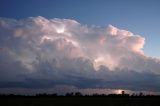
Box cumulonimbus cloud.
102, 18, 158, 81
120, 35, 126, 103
0, 16, 160, 92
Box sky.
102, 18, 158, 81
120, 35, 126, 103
0, 0, 160, 95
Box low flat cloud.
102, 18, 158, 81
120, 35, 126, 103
0, 16, 160, 93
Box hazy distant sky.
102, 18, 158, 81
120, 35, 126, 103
0, 0, 160, 57
0, 0, 160, 94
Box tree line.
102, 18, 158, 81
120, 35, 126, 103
0, 91, 159, 97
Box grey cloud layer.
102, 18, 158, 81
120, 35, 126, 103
0, 16, 160, 92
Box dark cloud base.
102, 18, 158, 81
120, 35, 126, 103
0, 70, 160, 92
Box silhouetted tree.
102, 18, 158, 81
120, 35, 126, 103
50, 93, 57, 96
65, 92, 74, 96
139, 92, 144, 96
131, 93, 135, 97
122, 91, 125, 95
75, 92, 82, 96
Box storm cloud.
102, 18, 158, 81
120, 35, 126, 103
0, 16, 160, 93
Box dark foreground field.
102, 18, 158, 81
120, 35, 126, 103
1, 97, 160, 106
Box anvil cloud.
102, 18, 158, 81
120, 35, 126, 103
0, 16, 160, 93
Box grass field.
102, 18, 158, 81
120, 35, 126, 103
1, 97, 160, 106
